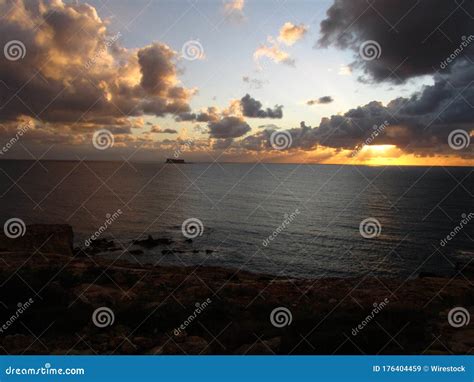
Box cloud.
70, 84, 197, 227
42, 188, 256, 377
0, 0, 193, 133
176, 107, 220, 122
208, 116, 251, 139
254, 37, 295, 67
237, 60, 474, 158
150, 126, 178, 134
318, 0, 474, 83
224, 0, 244, 12
240, 94, 283, 118
242, 76, 267, 89
223, 0, 245, 22
338, 65, 352, 76
278, 22, 308, 46
307, 96, 334, 105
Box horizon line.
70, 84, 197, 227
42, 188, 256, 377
0, 158, 472, 168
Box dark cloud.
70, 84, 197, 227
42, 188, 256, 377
307, 96, 334, 105
175, 107, 219, 122
150, 126, 178, 134
239, 60, 474, 157
240, 94, 283, 118
208, 116, 251, 139
318, 0, 474, 83
242, 76, 267, 89
212, 138, 234, 150
0, 0, 192, 130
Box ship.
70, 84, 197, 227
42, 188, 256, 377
165, 158, 185, 164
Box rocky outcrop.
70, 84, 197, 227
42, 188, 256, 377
0, 224, 73, 255
0, 225, 472, 355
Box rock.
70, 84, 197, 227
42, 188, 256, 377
148, 345, 164, 355
121, 340, 137, 354
0, 224, 473, 356
85, 238, 117, 254
205, 249, 214, 254
133, 235, 172, 248
129, 249, 144, 255
162, 336, 210, 355
0, 224, 73, 255
235, 337, 281, 354
133, 336, 153, 350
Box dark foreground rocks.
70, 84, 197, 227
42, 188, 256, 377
0, 225, 472, 355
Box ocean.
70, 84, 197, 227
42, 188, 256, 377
0, 160, 472, 279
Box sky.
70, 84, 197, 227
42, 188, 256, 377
0, 0, 473, 165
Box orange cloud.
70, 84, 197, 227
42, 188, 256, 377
278, 22, 308, 46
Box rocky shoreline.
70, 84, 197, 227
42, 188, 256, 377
0, 225, 472, 355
